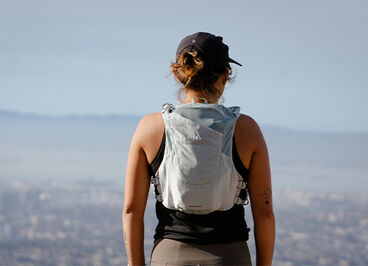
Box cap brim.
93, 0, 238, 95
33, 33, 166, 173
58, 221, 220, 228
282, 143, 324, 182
229, 58, 242, 67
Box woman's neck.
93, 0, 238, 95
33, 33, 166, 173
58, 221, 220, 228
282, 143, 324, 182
182, 90, 219, 104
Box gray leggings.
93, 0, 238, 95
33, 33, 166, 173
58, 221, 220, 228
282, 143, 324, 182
150, 238, 252, 266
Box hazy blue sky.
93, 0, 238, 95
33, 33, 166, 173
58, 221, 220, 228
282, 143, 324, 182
1, 0, 367, 132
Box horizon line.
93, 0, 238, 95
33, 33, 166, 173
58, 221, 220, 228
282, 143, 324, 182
0, 107, 367, 135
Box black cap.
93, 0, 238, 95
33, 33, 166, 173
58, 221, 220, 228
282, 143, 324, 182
176, 32, 242, 71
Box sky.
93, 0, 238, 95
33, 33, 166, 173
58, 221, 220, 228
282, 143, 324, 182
0, 0, 367, 133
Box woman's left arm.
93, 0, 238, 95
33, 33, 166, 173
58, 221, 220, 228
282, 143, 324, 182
122, 118, 151, 265
247, 121, 275, 266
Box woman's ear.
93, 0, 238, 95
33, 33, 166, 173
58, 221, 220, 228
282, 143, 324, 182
222, 71, 230, 85
225, 69, 230, 81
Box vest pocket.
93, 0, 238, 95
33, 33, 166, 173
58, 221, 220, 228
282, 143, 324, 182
170, 116, 223, 185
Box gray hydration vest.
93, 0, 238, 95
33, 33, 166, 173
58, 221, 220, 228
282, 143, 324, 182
151, 101, 248, 214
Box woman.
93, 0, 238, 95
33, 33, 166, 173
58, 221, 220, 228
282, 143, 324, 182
123, 32, 275, 265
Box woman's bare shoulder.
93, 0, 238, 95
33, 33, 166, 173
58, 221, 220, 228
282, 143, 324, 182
138, 112, 164, 129
234, 114, 265, 169
135, 112, 164, 142
235, 114, 263, 138
134, 112, 165, 163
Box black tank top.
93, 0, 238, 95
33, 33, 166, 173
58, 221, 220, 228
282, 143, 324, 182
148, 133, 250, 244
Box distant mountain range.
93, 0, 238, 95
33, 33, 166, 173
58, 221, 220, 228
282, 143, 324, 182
0, 109, 142, 122
1, 109, 367, 191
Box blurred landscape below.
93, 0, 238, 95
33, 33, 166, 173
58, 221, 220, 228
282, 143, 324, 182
0, 109, 367, 265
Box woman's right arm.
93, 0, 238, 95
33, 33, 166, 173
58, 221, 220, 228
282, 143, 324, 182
123, 117, 151, 265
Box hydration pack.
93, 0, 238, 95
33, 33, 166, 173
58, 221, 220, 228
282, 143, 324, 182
150, 102, 248, 214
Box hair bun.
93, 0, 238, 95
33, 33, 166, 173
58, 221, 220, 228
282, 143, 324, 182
171, 49, 231, 101
183, 52, 195, 67
182, 51, 203, 81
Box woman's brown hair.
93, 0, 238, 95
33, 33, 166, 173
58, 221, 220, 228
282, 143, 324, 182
171, 48, 233, 101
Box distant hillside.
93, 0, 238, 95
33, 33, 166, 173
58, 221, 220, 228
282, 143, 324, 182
0, 109, 367, 191
1, 108, 367, 164
0, 109, 141, 150
1, 108, 367, 163
262, 125, 368, 169
0, 109, 142, 122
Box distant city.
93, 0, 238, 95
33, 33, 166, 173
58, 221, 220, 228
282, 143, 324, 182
0, 179, 367, 266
